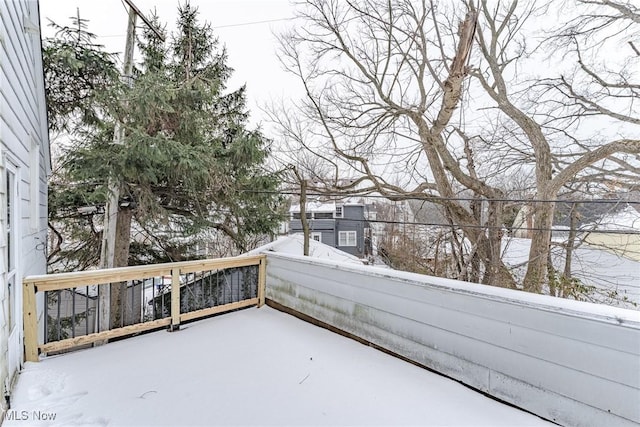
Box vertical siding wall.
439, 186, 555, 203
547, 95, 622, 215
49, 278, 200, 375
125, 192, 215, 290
265, 253, 640, 427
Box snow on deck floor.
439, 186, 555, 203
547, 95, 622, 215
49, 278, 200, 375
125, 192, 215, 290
6, 307, 553, 426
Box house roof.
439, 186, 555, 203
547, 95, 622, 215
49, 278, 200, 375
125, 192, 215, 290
587, 205, 640, 231
288, 199, 365, 213
502, 237, 640, 309
554, 201, 640, 228
7, 307, 553, 426
289, 200, 337, 213
247, 234, 364, 265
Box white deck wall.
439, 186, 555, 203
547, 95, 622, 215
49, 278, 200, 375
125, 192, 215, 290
265, 252, 640, 427
0, 0, 50, 413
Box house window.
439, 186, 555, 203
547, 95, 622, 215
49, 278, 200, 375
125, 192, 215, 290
314, 212, 333, 219
338, 231, 357, 247
292, 212, 311, 220
335, 206, 343, 218
311, 232, 322, 242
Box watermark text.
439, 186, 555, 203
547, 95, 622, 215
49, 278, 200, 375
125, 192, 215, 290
4, 410, 57, 422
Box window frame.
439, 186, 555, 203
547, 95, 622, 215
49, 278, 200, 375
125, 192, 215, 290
338, 230, 357, 247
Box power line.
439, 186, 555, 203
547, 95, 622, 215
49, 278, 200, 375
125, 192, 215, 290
98, 16, 291, 38
243, 189, 640, 206
291, 216, 640, 235
214, 17, 291, 29
49, 184, 640, 234
50, 182, 640, 205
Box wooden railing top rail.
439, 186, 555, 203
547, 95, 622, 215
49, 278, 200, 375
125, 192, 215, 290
24, 254, 265, 291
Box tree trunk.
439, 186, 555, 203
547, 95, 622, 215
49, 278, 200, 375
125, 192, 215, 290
482, 200, 505, 287
468, 196, 482, 283
556, 202, 579, 297
299, 179, 310, 256
523, 199, 555, 293
110, 206, 133, 329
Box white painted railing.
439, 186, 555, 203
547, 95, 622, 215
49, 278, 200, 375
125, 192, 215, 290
265, 252, 640, 427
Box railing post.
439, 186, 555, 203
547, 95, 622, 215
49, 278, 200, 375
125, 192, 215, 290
257, 256, 266, 307
23, 281, 39, 362
170, 268, 180, 331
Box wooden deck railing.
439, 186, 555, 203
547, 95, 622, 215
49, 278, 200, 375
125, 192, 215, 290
23, 255, 266, 362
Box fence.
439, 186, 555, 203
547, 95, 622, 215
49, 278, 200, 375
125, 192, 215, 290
23, 255, 266, 361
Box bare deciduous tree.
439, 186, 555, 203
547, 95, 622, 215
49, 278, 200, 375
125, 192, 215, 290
274, 0, 517, 287
468, 0, 639, 291
271, 0, 639, 297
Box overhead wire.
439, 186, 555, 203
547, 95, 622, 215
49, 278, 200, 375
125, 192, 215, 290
99, 16, 292, 38
242, 189, 640, 205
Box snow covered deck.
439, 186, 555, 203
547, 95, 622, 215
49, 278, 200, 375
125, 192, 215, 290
5, 307, 551, 426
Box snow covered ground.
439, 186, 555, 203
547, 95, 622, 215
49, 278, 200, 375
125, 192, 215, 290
503, 237, 640, 308
6, 307, 552, 426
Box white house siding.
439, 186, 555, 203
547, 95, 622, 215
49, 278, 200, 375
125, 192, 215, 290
0, 0, 50, 416
266, 253, 640, 427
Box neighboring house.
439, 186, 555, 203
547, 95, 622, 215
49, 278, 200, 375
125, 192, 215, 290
582, 205, 640, 262
289, 200, 371, 259
0, 0, 51, 413
503, 237, 639, 309
512, 205, 534, 239
513, 197, 639, 237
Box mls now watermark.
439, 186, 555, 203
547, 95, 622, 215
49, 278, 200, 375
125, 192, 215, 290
5, 410, 57, 422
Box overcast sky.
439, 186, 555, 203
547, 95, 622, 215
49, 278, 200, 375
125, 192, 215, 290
39, 0, 302, 131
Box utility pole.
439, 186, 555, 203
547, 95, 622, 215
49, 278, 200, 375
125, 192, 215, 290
98, 0, 164, 333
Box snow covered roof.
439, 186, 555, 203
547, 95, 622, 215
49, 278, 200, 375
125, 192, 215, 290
247, 234, 364, 265
288, 198, 365, 213
502, 237, 640, 308
289, 200, 336, 213
7, 307, 553, 426
589, 205, 640, 231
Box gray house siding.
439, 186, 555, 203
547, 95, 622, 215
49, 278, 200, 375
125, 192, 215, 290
289, 205, 367, 258
335, 206, 366, 257
312, 230, 335, 247
290, 219, 336, 247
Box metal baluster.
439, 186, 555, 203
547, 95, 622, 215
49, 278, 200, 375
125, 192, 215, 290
85, 287, 90, 335
223, 270, 226, 304
72, 288, 76, 338
56, 290, 61, 341
216, 270, 220, 307
96, 286, 100, 332
152, 277, 157, 320
210, 270, 214, 306
235, 269, 239, 302
200, 272, 204, 310
44, 291, 48, 344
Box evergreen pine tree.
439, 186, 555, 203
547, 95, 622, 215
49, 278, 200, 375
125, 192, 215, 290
47, 4, 282, 270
